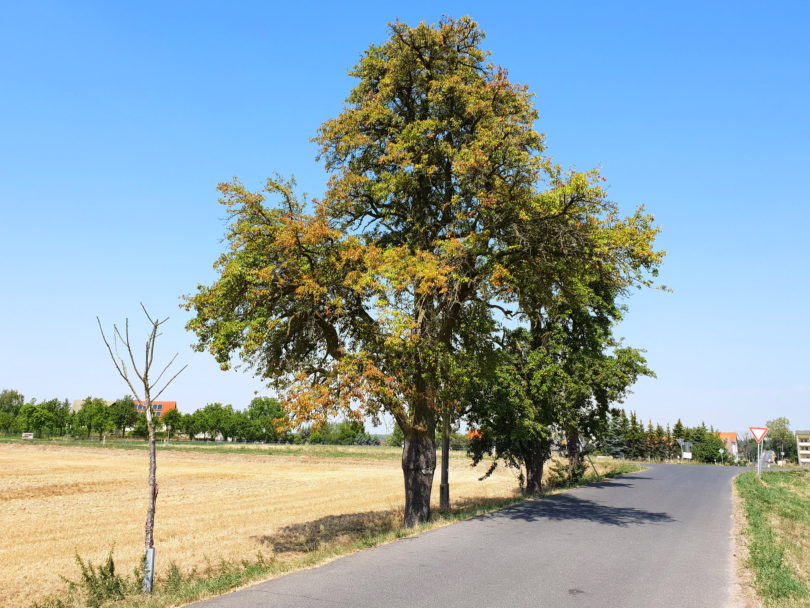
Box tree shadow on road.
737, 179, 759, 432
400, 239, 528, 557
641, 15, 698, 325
252, 493, 523, 554
495, 493, 674, 527
253, 510, 401, 553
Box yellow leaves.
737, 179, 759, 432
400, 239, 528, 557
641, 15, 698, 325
294, 276, 327, 299
340, 236, 365, 263
490, 263, 513, 289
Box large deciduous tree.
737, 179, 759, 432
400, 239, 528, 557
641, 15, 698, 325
466, 308, 652, 493
185, 17, 661, 526
247, 396, 288, 442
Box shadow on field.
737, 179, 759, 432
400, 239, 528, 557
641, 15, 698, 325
498, 494, 674, 527
254, 510, 400, 553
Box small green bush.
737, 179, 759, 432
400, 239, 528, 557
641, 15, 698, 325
71, 550, 136, 607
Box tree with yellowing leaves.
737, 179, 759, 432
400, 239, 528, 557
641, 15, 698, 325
185, 16, 662, 526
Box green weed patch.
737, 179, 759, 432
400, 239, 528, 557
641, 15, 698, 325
736, 470, 810, 607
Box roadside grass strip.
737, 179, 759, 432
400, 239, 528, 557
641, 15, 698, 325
736, 470, 810, 608
33, 462, 641, 608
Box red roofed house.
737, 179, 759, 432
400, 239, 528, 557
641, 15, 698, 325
133, 401, 177, 419
718, 432, 738, 459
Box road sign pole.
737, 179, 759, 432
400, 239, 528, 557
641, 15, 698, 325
750, 426, 768, 479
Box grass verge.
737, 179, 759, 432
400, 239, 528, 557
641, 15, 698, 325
735, 470, 810, 608
34, 461, 640, 608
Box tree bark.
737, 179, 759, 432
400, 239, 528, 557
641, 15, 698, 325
523, 447, 546, 495
439, 414, 450, 509
402, 438, 436, 527
566, 428, 583, 481
144, 398, 157, 550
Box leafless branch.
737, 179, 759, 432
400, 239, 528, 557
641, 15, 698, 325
152, 363, 188, 401
97, 317, 144, 403
151, 352, 180, 389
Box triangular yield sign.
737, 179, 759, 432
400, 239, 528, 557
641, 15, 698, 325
750, 427, 768, 443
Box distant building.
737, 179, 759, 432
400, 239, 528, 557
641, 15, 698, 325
796, 430, 810, 467
718, 432, 738, 458
133, 401, 177, 419
70, 399, 112, 413
70, 399, 177, 419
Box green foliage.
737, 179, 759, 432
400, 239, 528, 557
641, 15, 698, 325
466, 320, 651, 492
736, 471, 810, 606
672, 418, 685, 440
596, 409, 746, 464
109, 396, 136, 437
132, 411, 164, 438
387, 421, 405, 447
70, 550, 134, 607
0, 411, 18, 433
691, 431, 726, 463
602, 409, 629, 458
161, 407, 183, 438
447, 431, 469, 451
0, 389, 24, 416
246, 396, 289, 442
13, 398, 69, 438
547, 457, 587, 487
765, 417, 798, 463
74, 397, 115, 440
308, 420, 376, 445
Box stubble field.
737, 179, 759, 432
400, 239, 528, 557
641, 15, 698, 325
1, 441, 523, 608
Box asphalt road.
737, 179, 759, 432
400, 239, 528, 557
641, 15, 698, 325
188, 464, 741, 608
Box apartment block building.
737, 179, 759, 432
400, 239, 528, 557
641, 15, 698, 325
797, 430, 810, 467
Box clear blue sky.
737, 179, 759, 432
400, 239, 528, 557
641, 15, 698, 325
2, 1, 808, 438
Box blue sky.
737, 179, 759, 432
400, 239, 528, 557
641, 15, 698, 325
1, 1, 808, 437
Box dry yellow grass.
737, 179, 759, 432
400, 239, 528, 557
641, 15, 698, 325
1, 442, 523, 608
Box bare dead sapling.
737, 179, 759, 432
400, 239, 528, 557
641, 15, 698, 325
97, 305, 187, 592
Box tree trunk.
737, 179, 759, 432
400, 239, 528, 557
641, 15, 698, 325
439, 414, 450, 509
402, 438, 436, 527
566, 428, 582, 481
144, 402, 157, 550
523, 447, 546, 495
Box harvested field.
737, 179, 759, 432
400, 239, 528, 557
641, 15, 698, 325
1, 442, 523, 607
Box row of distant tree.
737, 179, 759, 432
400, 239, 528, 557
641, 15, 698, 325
598, 409, 731, 463
0, 389, 381, 445
597, 409, 801, 464
177, 400, 378, 445
4, 388, 801, 466
0, 390, 71, 437
0, 391, 177, 440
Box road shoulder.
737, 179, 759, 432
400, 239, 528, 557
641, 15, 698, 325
730, 477, 761, 608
